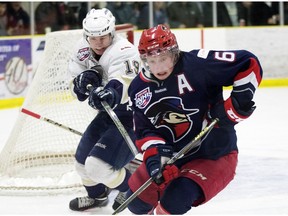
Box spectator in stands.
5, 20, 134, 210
35, 2, 78, 34
6, 2, 30, 35
57, 2, 78, 30
215, 2, 233, 26
223, 2, 239, 26
153, 2, 169, 27
106, 2, 138, 27
35, 2, 61, 34
271, 2, 288, 25
0, 2, 8, 36
77, 2, 88, 27
167, 2, 203, 28
201, 2, 234, 27
237, 2, 276, 26
137, 2, 169, 29
283, 3, 288, 25
77, 2, 102, 27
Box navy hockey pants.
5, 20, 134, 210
75, 111, 135, 170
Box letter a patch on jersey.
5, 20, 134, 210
135, 87, 152, 109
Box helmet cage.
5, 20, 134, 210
140, 44, 179, 59
141, 48, 179, 75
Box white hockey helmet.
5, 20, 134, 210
83, 8, 116, 37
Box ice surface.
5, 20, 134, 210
0, 87, 287, 215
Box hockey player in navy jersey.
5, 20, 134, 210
67, 8, 140, 211
126, 24, 263, 214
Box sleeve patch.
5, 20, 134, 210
77, 47, 90, 61
197, 49, 210, 59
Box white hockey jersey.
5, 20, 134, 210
68, 34, 141, 104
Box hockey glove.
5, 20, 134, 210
157, 164, 180, 189
73, 67, 102, 101
88, 87, 120, 111
208, 96, 256, 128
143, 144, 175, 179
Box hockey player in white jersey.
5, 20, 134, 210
67, 8, 140, 211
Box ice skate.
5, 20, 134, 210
112, 191, 127, 211
69, 189, 110, 211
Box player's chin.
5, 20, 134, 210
93, 48, 106, 55
155, 72, 169, 80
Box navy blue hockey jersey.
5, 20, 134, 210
128, 49, 262, 160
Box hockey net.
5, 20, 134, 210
0, 24, 135, 195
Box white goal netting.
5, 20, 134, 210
0, 24, 134, 195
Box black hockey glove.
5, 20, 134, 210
144, 144, 171, 177
144, 144, 179, 187
208, 96, 256, 128
73, 66, 103, 101
88, 87, 120, 111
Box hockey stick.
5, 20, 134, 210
112, 118, 219, 215
21, 108, 83, 136
87, 84, 138, 156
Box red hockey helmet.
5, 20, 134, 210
138, 24, 179, 59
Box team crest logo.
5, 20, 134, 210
135, 87, 152, 109
145, 97, 199, 142
77, 47, 90, 61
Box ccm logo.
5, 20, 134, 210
181, 169, 207, 180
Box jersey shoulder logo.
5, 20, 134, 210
135, 87, 152, 109
77, 47, 90, 61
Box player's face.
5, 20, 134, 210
88, 34, 112, 55
146, 52, 174, 80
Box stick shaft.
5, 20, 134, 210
21, 108, 83, 136
87, 84, 138, 156
101, 101, 138, 156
